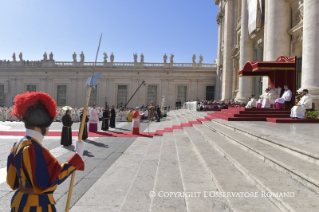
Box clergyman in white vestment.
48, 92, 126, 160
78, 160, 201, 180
245, 95, 257, 108
259, 89, 272, 108
291, 89, 312, 119
275, 85, 292, 109
89, 104, 99, 132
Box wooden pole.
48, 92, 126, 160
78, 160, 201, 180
65, 170, 76, 211
65, 84, 93, 212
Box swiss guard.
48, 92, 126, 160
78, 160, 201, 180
6, 92, 84, 212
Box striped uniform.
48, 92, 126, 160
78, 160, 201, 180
7, 135, 84, 212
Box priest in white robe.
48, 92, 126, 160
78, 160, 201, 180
259, 88, 272, 108
268, 85, 279, 106
245, 95, 257, 108
291, 89, 312, 119
89, 104, 99, 132
275, 85, 292, 109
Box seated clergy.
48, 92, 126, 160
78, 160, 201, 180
259, 88, 272, 108
245, 95, 257, 108
268, 84, 278, 106
291, 89, 312, 119
275, 84, 292, 109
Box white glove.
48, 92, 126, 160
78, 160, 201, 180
75, 140, 85, 158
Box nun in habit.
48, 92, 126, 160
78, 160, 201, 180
61, 109, 74, 146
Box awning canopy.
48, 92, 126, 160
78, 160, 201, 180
238, 56, 296, 76
238, 56, 297, 101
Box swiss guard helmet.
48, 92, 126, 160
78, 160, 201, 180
11, 92, 57, 134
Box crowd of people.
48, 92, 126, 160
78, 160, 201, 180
198, 100, 245, 111
0, 104, 165, 122
59, 102, 165, 146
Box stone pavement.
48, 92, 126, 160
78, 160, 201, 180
0, 118, 165, 211
1, 110, 319, 211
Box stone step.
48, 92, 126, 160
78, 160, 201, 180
186, 124, 319, 211
170, 111, 181, 126
150, 132, 187, 212
182, 110, 319, 194
174, 120, 280, 211
178, 110, 319, 211
185, 110, 319, 166
70, 120, 164, 212
173, 129, 229, 212
119, 136, 164, 212
203, 121, 319, 194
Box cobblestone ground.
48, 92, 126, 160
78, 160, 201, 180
0, 120, 150, 211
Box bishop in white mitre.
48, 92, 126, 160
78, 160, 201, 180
245, 95, 257, 108
274, 84, 292, 109
89, 104, 99, 132
291, 89, 312, 119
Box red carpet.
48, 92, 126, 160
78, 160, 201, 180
205, 108, 319, 123
0, 117, 215, 137
0, 131, 156, 137
266, 118, 319, 123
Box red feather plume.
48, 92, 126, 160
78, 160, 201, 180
11, 92, 57, 119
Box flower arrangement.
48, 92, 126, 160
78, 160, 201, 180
306, 110, 318, 119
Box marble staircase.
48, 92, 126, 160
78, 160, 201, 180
71, 110, 319, 212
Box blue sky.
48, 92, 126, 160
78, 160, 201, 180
0, 0, 219, 63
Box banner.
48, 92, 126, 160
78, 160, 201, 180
248, 0, 262, 34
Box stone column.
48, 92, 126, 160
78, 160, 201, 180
263, 0, 291, 90
70, 79, 76, 107
221, 0, 234, 100
107, 79, 114, 107
101, 78, 107, 108
301, 0, 319, 106
167, 80, 174, 108
215, 11, 222, 101
236, 0, 254, 102
76, 78, 82, 107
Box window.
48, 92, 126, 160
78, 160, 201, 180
0, 85, 5, 106
27, 85, 36, 92
147, 85, 157, 105
89, 85, 98, 106
117, 85, 127, 107
57, 85, 67, 106
177, 86, 187, 103
206, 86, 215, 101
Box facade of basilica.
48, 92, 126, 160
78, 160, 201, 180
214, 0, 319, 108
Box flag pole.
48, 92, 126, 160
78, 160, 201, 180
65, 33, 102, 212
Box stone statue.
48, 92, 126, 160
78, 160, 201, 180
140, 53, 144, 63
110, 52, 114, 63
80, 51, 85, 62
163, 53, 167, 63
19, 52, 23, 61
199, 54, 203, 64
170, 54, 174, 63
49, 52, 54, 61
73, 52, 77, 62
43, 52, 47, 62
103, 52, 108, 62
192, 54, 196, 63
12, 53, 16, 62
133, 53, 138, 63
